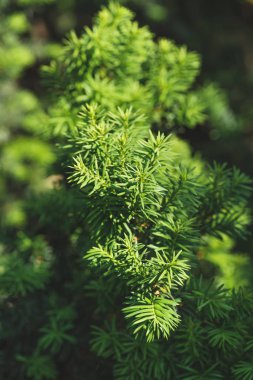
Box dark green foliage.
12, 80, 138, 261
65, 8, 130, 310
197, 163, 251, 238
90, 282, 253, 379
17, 354, 57, 380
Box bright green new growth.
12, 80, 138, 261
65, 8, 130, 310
44, 2, 205, 135
68, 105, 195, 341
66, 103, 251, 344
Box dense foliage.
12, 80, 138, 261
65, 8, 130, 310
0, 2, 253, 380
